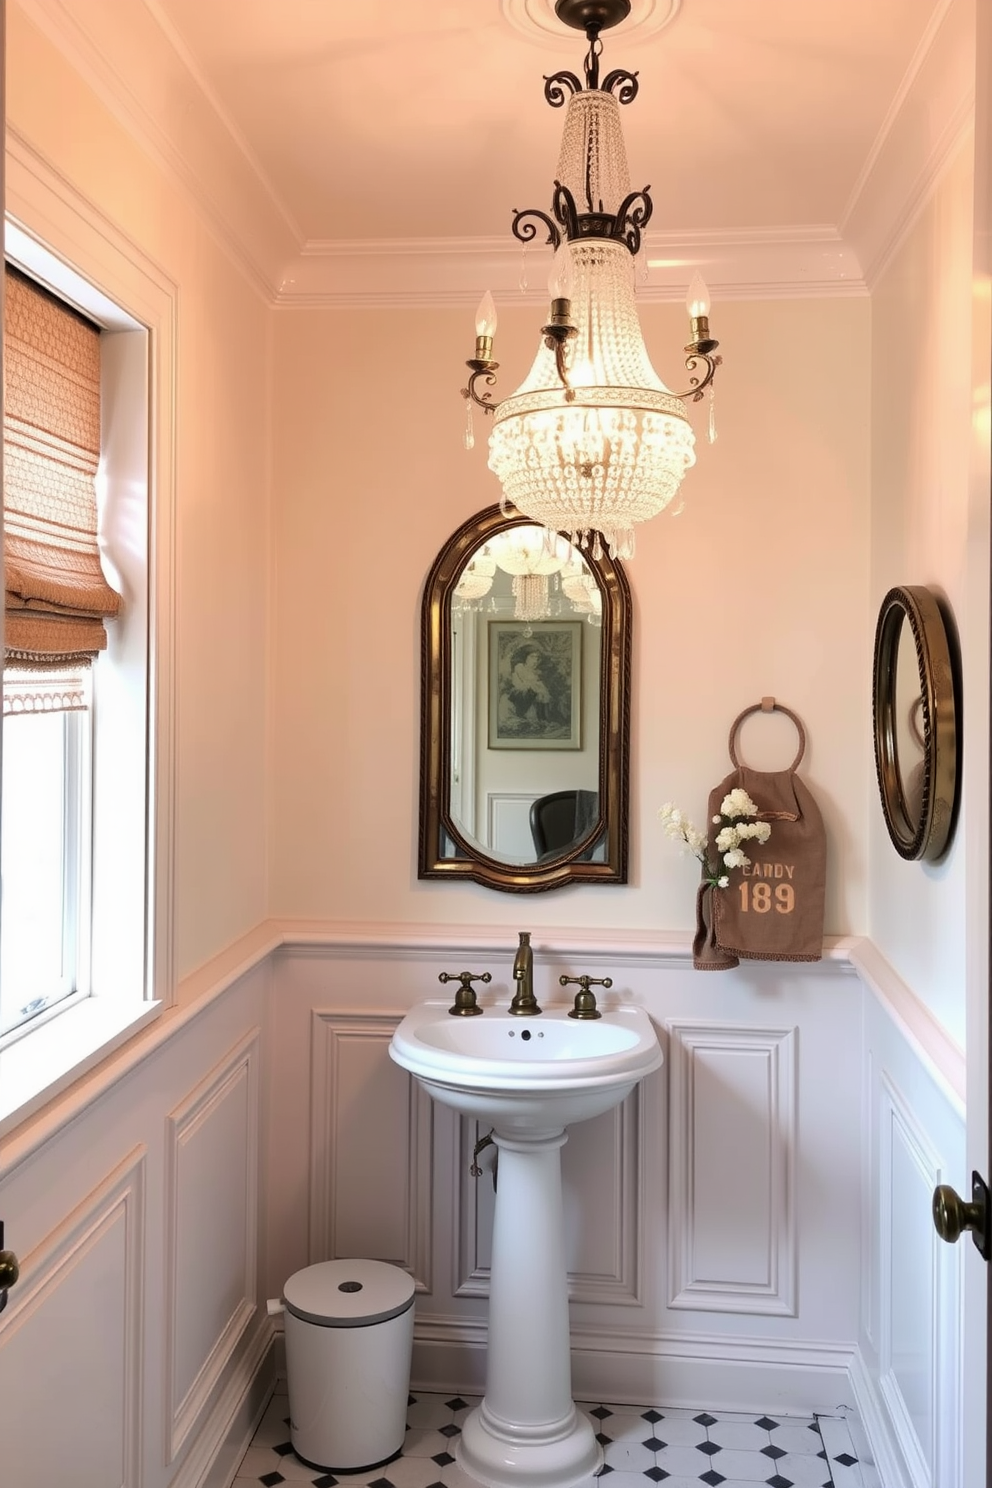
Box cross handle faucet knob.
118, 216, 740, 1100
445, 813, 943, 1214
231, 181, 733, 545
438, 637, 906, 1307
439, 970, 492, 1016
560, 973, 612, 1020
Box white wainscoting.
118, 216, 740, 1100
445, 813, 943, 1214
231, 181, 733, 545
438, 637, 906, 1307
454, 1091, 645, 1306
666, 1020, 797, 1316
857, 985, 965, 1488
309, 1011, 434, 1288
165, 1028, 261, 1462
0, 1147, 146, 1488
484, 791, 538, 863
0, 953, 272, 1488
268, 936, 866, 1415
0, 926, 967, 1488
487, 792, 539, 860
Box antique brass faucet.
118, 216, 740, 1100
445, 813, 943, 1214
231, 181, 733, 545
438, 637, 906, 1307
560, 973, 613, 1020
508, 931, 541, 1015
439, 969, 492, 1016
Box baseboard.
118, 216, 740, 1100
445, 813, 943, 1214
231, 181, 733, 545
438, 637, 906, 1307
171, 1316, 277, 1488
569, 1334, 858, 1416
848, 1348, 919, 1488
411, 1323, 859, 1416
213, 1323, 908, 1488
412, 1320, 488, 1396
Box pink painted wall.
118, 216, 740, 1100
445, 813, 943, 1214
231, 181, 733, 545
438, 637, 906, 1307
869, 139, 984, 1047
268, 296, 871, 934
7, 8, 272, 981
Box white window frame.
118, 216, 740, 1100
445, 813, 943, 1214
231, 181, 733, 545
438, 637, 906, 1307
0, 138, 176, 1136
0, 692, 91, 1037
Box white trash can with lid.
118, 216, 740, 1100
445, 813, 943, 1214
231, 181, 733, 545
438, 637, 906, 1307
282, 1258, 416, 1472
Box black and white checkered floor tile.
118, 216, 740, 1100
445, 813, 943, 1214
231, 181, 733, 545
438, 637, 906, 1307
233, 1388, 879, 1488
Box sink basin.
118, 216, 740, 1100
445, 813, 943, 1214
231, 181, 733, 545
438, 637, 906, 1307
389, 1000, 662, 1132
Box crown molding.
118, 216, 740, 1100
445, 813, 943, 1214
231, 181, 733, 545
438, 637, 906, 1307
10, 0, 975, 309
841, 0, 975, 289
275, 226, 867, 308
11, 0, 300, 302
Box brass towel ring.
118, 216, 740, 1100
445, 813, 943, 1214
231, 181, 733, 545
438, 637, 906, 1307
728, 697, 807, 772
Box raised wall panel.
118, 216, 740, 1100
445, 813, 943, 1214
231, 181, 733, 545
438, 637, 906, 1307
166, 1029, 260, 1462
862, 1047, 877, 1354
667, 1021, 797, 1315
0, 1148, 145, 1488
877, 1072, 959, 1488
310, 1012, 433, 1290
454, 1092, 643, 1305
487, 793, 538, 859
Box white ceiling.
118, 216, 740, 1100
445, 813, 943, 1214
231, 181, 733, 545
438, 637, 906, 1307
150, 0, 936, 242
15, 0, 969, 301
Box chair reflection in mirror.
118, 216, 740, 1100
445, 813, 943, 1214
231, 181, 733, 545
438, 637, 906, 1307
530, 789, 601, 862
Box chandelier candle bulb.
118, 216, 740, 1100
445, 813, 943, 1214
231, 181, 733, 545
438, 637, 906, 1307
548, 241, 575, 302
475, 290, 498, 361
686, 271, 711, 320
685, 271, 719, 356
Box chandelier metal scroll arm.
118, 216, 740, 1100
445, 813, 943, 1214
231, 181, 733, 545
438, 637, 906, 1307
672, 352, 723, 404
600, 68, 639, 103
543, 70, 583, 107
551, 181, 580, 241
613, 187, 652, 253
511, 207, 563, 252
461, 365, 501, 415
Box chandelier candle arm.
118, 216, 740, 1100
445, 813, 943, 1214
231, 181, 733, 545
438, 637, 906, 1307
462, 365, 500, 414
462, 290, 501, 413
674, 351, 722, 403
541, 298, 578, 397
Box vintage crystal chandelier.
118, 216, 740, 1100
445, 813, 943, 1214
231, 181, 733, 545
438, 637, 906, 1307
461, 0, 721, 561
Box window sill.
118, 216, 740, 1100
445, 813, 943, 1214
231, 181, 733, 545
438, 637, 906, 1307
0, 997, 162, 1140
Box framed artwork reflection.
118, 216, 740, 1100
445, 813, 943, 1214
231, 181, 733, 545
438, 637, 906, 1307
488, 621, 582, 750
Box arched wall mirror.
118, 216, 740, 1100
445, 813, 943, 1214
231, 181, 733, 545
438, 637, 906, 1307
419, 505, 631, 892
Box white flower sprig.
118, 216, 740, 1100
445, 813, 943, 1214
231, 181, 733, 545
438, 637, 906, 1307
659, 787, 771, 889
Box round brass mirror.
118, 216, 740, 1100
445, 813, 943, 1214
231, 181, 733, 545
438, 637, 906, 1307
872, 585, 958, 862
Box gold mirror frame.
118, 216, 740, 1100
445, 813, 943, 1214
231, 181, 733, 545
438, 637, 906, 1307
419, 505, 631, 892
872, 584, 958, 862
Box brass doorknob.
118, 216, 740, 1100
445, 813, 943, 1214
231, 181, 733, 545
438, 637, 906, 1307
933, 1172, 990, 1259
0, 1220, 19, 1314
0, 1249, 18, 1290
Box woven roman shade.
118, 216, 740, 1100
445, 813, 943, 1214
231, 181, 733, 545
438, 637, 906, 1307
3, 266, 120, 669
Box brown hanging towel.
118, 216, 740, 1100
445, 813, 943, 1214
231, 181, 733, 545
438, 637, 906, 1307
693, 702, 826, 971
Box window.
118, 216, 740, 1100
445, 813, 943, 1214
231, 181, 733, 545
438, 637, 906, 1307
1, 268, 116, 1040
1, 671, 91, 1035
0, 221, 165, 1112
0, 159, 175, 1132
1, 269, 114, 1037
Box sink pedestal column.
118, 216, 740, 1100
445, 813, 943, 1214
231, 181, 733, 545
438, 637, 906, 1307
458, 1128, 602, 1488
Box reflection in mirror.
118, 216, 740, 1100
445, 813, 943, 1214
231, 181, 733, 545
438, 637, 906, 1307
893, 620, 926, 825
420, 506, 630, 892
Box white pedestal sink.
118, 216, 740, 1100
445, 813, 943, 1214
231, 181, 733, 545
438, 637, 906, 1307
389, 999, 663, 1488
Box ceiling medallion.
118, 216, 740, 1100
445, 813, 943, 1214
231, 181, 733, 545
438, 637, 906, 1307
500, 0, 682, 48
